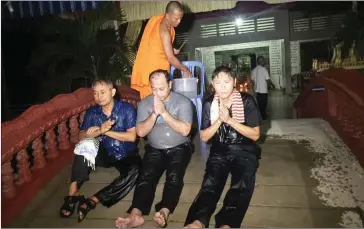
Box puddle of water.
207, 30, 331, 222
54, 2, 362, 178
266, 119, 364, 227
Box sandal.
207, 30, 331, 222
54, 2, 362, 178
158, 208, 169, 228
60, 195, 82, 218
77, 196, 96, 223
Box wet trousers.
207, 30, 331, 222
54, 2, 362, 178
70, 144, 142, 208
127, 141, 193, 215
184, 144, 259, 228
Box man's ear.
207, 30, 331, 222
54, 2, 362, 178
210, 82, 216, 93
111, 88, 116, 97
169, 80, 172, 89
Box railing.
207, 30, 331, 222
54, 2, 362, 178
315, 60, 364, 72
291, 71, 318, 91
1, 86, 140, 226
294, 68, 364, 167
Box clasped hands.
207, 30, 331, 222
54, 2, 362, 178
86, 119, 115, 136
218, 100, 232, 124
153, 96, 167, 117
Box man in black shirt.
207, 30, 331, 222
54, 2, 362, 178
184, 66, 262, 228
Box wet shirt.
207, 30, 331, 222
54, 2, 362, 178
201, 92, 261, 150
80, 100, 137, 160
136, 92, 193, 149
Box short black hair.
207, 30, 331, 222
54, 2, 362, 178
211, 66, 236, 80
165, 1, 183, 14
257, 56, 265, 65
92, 79, 114, 89
149, 69, 171, 82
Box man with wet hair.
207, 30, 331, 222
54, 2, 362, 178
131, 1, 192, 100
59, 79, 142, 223
116, 69, 194, 228
184, 66, 262, 228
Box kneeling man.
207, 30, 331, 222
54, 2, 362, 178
116, 69, 194, 228
59, 80, 141, 223
184, 66, 262, 228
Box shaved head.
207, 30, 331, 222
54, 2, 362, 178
164, 1, 184, 28
165, 1, 183, 14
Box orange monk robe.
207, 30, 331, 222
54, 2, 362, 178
131, 14, 175, 100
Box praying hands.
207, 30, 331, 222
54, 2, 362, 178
153, 96, 167, 116
219, 103, 231, 124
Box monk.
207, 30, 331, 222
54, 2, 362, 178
131, 1, 192, 100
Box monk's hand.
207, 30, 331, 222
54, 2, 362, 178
219, 104, 231, 124
173, 48, 180, 55
183, 69, 192, 78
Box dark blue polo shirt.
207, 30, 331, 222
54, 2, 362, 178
80, 100, 137, 160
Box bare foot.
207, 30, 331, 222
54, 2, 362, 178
220, 225, 230, 229
153, 208, 169, 228
61, 209, 71, 216
185, 220, 204, 228
115, 214, 144, 228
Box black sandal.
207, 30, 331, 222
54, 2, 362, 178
60, 195, 82, 218
77, 196, 96, 223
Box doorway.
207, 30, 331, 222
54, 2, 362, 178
195, 39, 284, 89
215, 46, 270, 76
300, 39, 331, 72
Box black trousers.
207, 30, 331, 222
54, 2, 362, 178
256, 92, 268, 120
184, 144, 259, 228
70, 144, 142, 208
127, 141, 193, 215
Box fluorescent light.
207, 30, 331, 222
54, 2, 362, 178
235, 18, 243, 26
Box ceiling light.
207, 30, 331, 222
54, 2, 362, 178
235, 18, 243, 26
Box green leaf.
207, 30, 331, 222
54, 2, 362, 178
27, 1, 136, 94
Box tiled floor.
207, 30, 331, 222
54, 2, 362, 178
266, 90, 298, 120
8, 93, 364, 228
